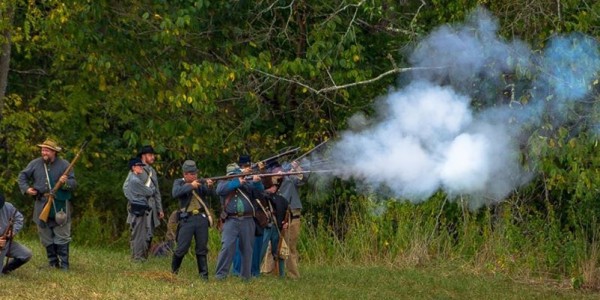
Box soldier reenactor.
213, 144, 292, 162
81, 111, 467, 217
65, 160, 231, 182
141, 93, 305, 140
215, 158, 264, 280
0, 194, 33, 275
18, 138, 77, 270
171, 160, 214, 279
123, 157, 155, 261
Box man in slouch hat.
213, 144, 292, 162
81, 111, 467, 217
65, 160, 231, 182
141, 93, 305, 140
171, 160, 214, 279
18, 138, 77, 270
215, 156, 264, 280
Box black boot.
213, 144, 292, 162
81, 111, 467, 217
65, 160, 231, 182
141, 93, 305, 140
46, 244, 59, 268
171, 255, 184, 274
197, 255, 208, 280
56, 243, 70, 270
2, 258, 30, 274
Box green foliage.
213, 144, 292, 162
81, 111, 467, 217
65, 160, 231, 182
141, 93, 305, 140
1, 0, 600, 287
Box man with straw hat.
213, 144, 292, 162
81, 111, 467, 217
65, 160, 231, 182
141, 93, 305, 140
18, 138, 77, 270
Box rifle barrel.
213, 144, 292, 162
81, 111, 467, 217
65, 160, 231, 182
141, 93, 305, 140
204, 170, 333, 182
294, 139, 329, 161
252, 147, 301, 169
206, 172, 258, 181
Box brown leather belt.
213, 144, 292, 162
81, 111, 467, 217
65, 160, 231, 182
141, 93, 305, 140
227, 213, 253, 219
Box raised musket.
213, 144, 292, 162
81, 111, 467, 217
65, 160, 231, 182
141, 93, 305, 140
251, 147, 300, 169
293, 139, 329, 161
205, 170, 324, 182
256, 170, 333, 178
39, 140, 89, 223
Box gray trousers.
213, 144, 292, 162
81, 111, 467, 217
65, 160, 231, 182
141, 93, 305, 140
174, 214, 209, 257
130, 212, 152, 260
215, 216, 255, 279
0, 241, 33, 269
37, 219, 72, 247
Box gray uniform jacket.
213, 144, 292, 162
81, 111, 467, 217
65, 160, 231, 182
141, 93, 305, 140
277, 174, 306, 210
139, 165, 163, 227
172, 178, 211, 209
17, 157, 77, 225
123, 172, 155, 224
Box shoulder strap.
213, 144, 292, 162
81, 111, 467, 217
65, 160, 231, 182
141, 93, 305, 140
192, 190, 209, 212
143, 169, 153, 187
255, 197, 268, 215
192, 190, 214, 226
237, 189, 256, 216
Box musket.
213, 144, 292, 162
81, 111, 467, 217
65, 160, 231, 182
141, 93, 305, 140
293, 139, 329, 161
251, 147, 300, 169
257, 170, 317, 178
2, 209, 18, 267
39, 140, 89, 223
204, 170, 330, 182
204, 172, 260, 181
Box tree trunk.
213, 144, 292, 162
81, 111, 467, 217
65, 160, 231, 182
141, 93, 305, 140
0, 3, 14, 121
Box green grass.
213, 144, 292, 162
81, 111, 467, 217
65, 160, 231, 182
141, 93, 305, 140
1, 239, 597, 300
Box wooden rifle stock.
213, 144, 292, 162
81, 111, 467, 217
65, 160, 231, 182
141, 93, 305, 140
1, 209, 18, 260
39, 140, 88, 223
1, 209, 17, 238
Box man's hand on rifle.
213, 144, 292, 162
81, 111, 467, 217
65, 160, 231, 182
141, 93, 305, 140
191, 180, 201, 189
59, 174, 68, 184
291, 161, 301, 170
206, 179, 214, 187
291, 161, 303, 179
251, 175, 261, 182
0, 236, 7, 249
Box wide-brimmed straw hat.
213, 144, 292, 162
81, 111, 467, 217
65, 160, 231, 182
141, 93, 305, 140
37, 139, 62, 152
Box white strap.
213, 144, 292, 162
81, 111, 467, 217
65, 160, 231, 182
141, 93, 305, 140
43, 163, 58, 214
237, 189, 255, 216
192, 190, 213, 226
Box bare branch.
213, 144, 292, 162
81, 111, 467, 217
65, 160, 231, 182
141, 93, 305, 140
316, 66, 429, 94
410, 0, 427, 30
251, 66, 443, 95
251, 68, 319, 94
9, 69, 48, 75
340, 0, 365, 44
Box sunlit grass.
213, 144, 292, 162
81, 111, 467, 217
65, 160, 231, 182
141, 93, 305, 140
1, 239, 598, 299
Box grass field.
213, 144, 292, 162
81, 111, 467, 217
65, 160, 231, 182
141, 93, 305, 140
1, 239, 598, 300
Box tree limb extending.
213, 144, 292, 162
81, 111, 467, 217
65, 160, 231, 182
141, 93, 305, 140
251, 66, 442, 94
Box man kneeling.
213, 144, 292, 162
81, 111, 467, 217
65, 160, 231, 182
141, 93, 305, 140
0, 193, 33, 275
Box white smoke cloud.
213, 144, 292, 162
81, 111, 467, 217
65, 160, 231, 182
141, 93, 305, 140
322, 6, 600, 208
